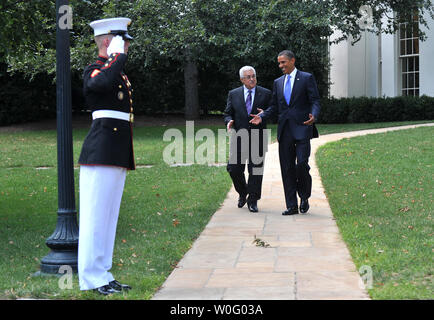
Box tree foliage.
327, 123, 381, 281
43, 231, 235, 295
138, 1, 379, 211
329, 0, 434, 43
0, 1, 103, 76
2, 0, 432, 75
0, 0, 433, 119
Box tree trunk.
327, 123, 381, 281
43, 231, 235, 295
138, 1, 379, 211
184, 59, 200, 120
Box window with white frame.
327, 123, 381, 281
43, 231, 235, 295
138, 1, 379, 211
399, 16, 420, 96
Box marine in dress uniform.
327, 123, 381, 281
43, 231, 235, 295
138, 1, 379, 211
78, 17, 135, 295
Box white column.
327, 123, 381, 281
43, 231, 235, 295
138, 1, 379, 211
329, 29, 349, 98
419, 13, 434, 96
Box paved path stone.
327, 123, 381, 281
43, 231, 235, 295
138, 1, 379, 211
152, 123, 433, 300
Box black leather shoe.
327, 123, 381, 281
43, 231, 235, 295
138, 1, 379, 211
238, 195, 247, 208
300, 199, 309, 214
282, 206, 299, 216
247, 200, 258, 212
109, 280, 131, 291
93, 285, 120, 295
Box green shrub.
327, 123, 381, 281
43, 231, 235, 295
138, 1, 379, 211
318, 96, 434, 124
0, 64, 57, 126
0, 64, 86, 126
1, 60, 433, 127
319, 97, 349, 123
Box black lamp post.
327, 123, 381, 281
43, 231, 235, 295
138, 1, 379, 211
40, 0, 78, 274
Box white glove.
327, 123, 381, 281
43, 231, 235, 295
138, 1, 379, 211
107, 35, 125, 56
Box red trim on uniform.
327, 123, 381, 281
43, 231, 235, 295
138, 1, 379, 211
101, 53, 120, 70
96, 55, 107, 65
79, 163, 129, 170
90, 69, 101, 78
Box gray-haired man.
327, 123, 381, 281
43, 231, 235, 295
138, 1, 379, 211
224, 66, 272, 212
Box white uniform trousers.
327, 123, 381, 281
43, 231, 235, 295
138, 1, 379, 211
78, 165, 127, 290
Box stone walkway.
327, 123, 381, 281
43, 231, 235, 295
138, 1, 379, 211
152, 123, 433, 300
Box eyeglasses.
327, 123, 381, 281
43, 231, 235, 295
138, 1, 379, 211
243, 75, 256, 80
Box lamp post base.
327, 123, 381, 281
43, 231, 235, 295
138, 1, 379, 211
40, 250, 78, 274
40, 210, 78, 274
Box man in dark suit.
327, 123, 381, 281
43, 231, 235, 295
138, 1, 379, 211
250, 50, 320, 216
224, 66, 272, 212
78, 17, 134, 295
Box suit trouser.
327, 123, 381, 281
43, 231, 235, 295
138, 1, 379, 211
78, 165, 126, 290
227, 161, 264, 201
278, 126, 312, 208
227, 129, 265, 201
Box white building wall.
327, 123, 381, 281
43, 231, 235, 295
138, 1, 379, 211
347, 34, 368, 97
419, 12, 434, 96
380, 32, 398, 97
330, 31, 380, 98
329, 14, 434, 98
329, 30, 349, 98
366, 31, 379, 97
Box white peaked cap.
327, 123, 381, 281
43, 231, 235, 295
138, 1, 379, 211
89, 17, 133, 39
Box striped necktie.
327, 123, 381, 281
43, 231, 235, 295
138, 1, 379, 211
246, 90, 252, 114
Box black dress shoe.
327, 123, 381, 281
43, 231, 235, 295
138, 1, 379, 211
247, 200, 258, 212
93, 285, 120, 295
282, 206, 299, 216
300, 199, 309, 214
238, 195, 247, 208
109, 280, 132, 291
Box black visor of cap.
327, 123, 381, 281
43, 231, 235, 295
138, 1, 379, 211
110, 30, 133, 40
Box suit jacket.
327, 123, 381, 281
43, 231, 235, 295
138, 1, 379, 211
224, 85, 272, 131
261, 70, 320, 141
224, 85, 272, 161
78, 54, 135, 170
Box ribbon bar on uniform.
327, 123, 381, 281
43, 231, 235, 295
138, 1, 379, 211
92, 110, 132, 122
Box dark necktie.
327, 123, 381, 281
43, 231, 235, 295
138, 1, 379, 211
246, 90, 252, 114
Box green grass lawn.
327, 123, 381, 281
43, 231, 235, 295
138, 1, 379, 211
0, 119, 432, 299
316, 126, 433, 299
0, 124, 233, 299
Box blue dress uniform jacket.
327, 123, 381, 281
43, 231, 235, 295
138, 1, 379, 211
79, 53, 135, 170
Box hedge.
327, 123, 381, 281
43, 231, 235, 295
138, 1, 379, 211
318, 96, 434, 124
1, 63, 433, 126
0, 64, 84, 126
